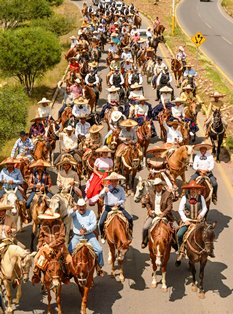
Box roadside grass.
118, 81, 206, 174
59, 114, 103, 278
222, 0, 233, 17
0, 0, 82, 159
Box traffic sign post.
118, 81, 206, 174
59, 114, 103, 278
191, 31, 206, 48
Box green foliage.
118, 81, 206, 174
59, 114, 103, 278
46, 0, 64, 5
225, 135, 233, 151
0, 0, 52, 29
0, 27, 61, 94
31, 14, 74, 36
0, 86, 29, 143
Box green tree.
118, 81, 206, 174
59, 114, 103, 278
0, 86, 29, 143
0, 0, 52, 29
0, 27, 61, 94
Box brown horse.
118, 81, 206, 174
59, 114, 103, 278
65, 47, 78, 61
184, 221, 216, 298
83, 85, 97, 113
106, 52, 113, 66
137, 120, 152, 162
30, 192, 48, 252
149, 219, 173, 290
44, 254, 63, 314
171, 58, 183, 87
158, 109, 171, 141
195, 174, 213, 211
105, 210, 131, 282
137, 49, 147, 68
108, 128, 120, 154
179, 121, 190, 145
72, 241, 96, 314
58, 107, 73, 131
134, 15, 142, 28
33, 140, 49, 161
166, 145, 193, 185
154, 24, 166, 36
80, 60, 89, 79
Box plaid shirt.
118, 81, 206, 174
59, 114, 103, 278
29, 170, 52, 191
29, 123, 45, 138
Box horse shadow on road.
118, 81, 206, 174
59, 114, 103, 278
207, 208, 232, 239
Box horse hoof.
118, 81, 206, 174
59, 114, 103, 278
13, 298, 19, 304
151, 282, 157, 288
191, 284, 198, 292
119, 275, 125, 283
162, 287, 168, 292
198, 291, 205, 299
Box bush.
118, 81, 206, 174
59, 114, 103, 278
0, 86, 29, 143
46, 0, 63, 6
31, 14, 74, 36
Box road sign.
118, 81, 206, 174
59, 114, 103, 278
191, 32, 206, 47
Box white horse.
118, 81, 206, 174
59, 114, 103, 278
49, 191, 73, 244
0, 244, 36, 314
134, 176, 152, 203
2, 188, 21, 232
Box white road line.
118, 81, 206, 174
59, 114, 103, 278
205, 22, 212, 29
222, 36, 232, 45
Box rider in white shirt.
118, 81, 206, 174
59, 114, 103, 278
163, 120, 183, 144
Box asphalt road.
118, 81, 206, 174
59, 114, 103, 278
176, 0, 233, 83
11, 1, 233, 313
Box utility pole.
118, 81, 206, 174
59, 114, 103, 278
172, 0, 175, 36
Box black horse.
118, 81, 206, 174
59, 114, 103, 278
209, 109, 225, 162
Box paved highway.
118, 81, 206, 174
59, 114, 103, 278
177, 0, 233, 83
12, 1, 233, 313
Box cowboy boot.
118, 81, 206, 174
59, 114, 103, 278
175, 244, 185, 267
212, 193, 217, 205
141, 229, 148, 249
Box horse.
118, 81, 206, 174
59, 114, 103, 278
49, 192, 73, 245
44, 120, 58, 165
107, 128, 121, 154
80, 60, 89, 79
33, 139, 50, 161
30, 192, 48, 252
196, 174, 213, 211
72, 241, 96, 314
148, 36, 163, 54
183, 221, 216, 298
105, 210, 131, 282
166, 145, 193, 185
134, 176, 152, 203
58, 107, 73, 131
0, 244, 36, 314
157, 109, 171, 141
171, 58, 183, 87
149, 219, 173, 290
137, 49, 147, 68
83, 84, 97, 113
137, 120, 152, 163
133, 14, 142, 28
180, 120, 191, 145
65, 47, 78, 61
154, 24, 166, 36
208, 109, 225, 162
43, 253, 63, 314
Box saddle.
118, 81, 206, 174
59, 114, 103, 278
105, 209, 128, 229
73, 239, 96, 260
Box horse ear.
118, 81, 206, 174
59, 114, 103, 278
30, 251, 37, 257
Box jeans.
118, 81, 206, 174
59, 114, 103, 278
177, 225, 188, 247
26, 191, 53, 208
68, 233, 104, 267
99, 205, 133, 235
0, 188, 24, 201
191, 171, 218, 194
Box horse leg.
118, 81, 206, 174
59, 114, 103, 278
216, 137, 222, 162
47, 286, 52, 314
30, 231, 36, 252
109, 245, 116, 277
81, 286, 90, 314
118, 253, 125, 283
150, 255, 157, 288
189, 261, 198, 292
161, 266, 167, 291
56, 284, 62, 314
4, 280, 13, 314
13, 282, 22, 304
198, 259, 207, 298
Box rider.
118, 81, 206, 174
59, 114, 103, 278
152, 56, 167, 89
108, 40, 118, 54
176, 46, 187, 69
85, 63, 100, 103
55, 126, 78, 165
151, 86, 173, 120
205, 91, 227, 137
98, 172, 133, 242
156, 67, 174, 100
128, 66, 143, 87
141, 178, 174, 248
75, 115, 90, 140
121, 46, 133, 61
69, 35, 78, 48
37, 97, 52, 119
26, 160, 53, 209
84, 124, 103, 150
180, 84, 196, 104
176, 180, 208, 266
99, 86, 120, 119
105, 110, 125, 143
32, 209, 76, 285
72, 97, 90, 120
190, 143, 218, 205
68, 78, 83, 100
182, 63, 197, 94
29, 116, 45, 140
68, 198, 104, 276
163, 119, 183, 146
0, 204, 15, 240
109, 67, 124, 88
0, 157, 24, 202
122, 58, 133, 74
11, 131, 34, 161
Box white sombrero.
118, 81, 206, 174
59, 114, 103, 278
38, 208, 60, 220
111, 110, 122, 122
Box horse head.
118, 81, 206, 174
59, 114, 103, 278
134, 176, 146, 202
203, 221, 216, 257
109, 129, 120, 151
45, 258, 62, 288
20, 251, 37, 282
185, 145, 194, 167
4, 188, 18, 216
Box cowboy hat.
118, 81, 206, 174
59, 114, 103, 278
0, 157, 21, 165
210, 91, 226, 98
88, 61, 98, 68
181, 180, 204, 190
38, 208, 60, 220
96, 145, 113, 153
193, 143, 212, 151
105, 172, 126, 181
64, 125, 74, 131
38, 97, 51, 104
136, 95, 148, 102
123, 46, 130, 50
30, 115, 46, 122
146, 146, 167, 154
89, 124, 104, 133
69, 35, 76, 40
178, 46, 184, 51
0, 204, 14, 211
151, 178, 166, 186
183, 84, 192, 90
130, 83, 143, 89
107, 85, 120, 92
173, 97, 185, 103
138, 38, 146, 44
120, 119, 138, 127
111, 110, 122, 122
186, 63, 193, 67
113, 54, 120, 59
57, 157, 77, 167
74, 97, 88, 105
75, 78, 81, 84
159, 86, 173, 93
76, 198, 86, 206
146, 47, 155, 52
167, 120, 180, 126
29, 159, 51, 168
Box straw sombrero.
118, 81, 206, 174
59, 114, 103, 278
173, 97, 185, 104
74, 97, 88, 105
146, 47, 155, 52
120, 119, 138, 127
57, 157, 77, 167
89, 124, 104, 133
107, 86, 120, 92
104, 172, 125, 181
136, 95, 148, 102
131, 83, 143, 89
151, 178, 166, 186
96, 146, 113, 153
38, 208, 60, 220
38, 97, 51, 105
29, 159, 51, 168
193, 143, 212, 151
30, 115, 46, 123
146, 146, 167, 154
160, 86, 173, 93
210, 91, 226, 98
0, 204, 14, 211
167, 120, 180, 127
0, 157, 21, 165
181, 180, 204, 190
88, 61, 98, 68
111, 110, 122, 122
183, 84, 193, 90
